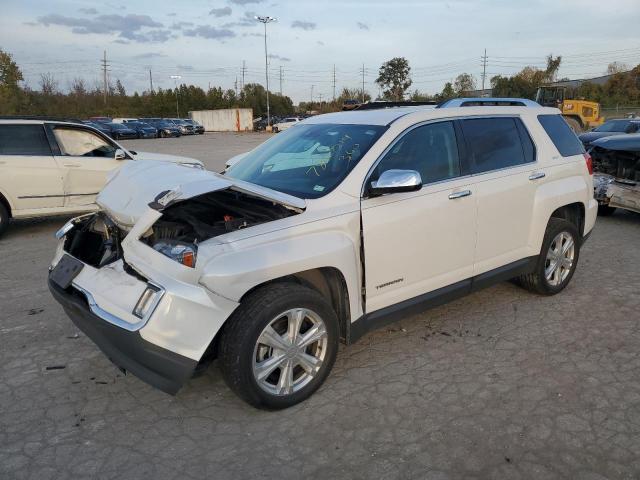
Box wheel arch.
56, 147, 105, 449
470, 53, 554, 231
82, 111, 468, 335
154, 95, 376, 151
0, 190, 13, 218
550, 202, 585, 237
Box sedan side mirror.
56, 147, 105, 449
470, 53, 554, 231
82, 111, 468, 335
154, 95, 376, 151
114, 148, 127, 160
368, 169, 422, 196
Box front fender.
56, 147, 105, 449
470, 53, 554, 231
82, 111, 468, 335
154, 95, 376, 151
199, 230, 363, 321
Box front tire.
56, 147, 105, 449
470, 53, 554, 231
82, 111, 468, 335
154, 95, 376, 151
516, 218, 580, 295
219, 283, 339, 409
0, 202, 9, 237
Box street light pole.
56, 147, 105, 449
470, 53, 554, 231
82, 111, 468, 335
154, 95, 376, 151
255, 15, 276, 130
170, 75, 181, 117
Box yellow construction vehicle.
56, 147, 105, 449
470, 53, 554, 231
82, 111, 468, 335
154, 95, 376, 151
535, 85, 604, 132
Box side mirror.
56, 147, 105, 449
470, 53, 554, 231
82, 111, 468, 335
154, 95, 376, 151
114, 149, 127, 160
368, 169, 422, 196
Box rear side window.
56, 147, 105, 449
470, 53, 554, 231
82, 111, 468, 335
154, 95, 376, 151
0, 125, 52, 156
537, 114, 585, 157
461, 117, 534, 173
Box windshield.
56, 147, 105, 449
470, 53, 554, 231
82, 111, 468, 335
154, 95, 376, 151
226, 123, 386, 199
595, 120, 631, 132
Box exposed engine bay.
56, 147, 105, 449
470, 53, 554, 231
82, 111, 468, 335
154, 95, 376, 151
143, 189, 297, 245
591, 141, 640, 214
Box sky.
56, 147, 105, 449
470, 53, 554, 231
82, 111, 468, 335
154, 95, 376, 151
1, 0, 639, 103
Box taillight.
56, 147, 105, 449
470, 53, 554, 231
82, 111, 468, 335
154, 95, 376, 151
584, 153, 593, 175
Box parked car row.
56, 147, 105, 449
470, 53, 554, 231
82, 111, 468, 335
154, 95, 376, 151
84, 117, 205, 139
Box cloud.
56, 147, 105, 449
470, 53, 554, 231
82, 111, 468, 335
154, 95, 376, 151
167, 12, 177, 16
79, 8, 98, 14
268, 53, 291, 62
210, 7, 232, 17
171, 21, 194, 29
183, 25, 235, 40
222, 11, 258, 27
317, 40, 325, 46
356, 21, 369, 30
291, 20, 316, 30
36, 13, 170, 42
177, 64, 194, 71
132, 52, 168, 59
229, 0, 264, 4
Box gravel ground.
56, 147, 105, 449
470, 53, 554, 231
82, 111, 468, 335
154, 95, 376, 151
1, 133, 640, 480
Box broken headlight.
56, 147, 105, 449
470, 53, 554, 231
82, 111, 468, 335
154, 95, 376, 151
153, 241, 197, 268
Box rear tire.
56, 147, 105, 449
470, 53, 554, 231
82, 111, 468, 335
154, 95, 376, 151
598, 204, 616, 216
0, 202, 9, 237
219, 283, 339, 409
516, 218, 580, 295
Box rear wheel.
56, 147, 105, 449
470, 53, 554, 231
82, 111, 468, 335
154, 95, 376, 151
516, 218, 580, 295
0, 202, 9, 237
219, 283, 339, 409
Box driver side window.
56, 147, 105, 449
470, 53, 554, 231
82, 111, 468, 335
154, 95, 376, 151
53, 128, 117, 157
373, 121, 461, 185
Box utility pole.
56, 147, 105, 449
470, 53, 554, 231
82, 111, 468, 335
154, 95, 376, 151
149, 68, 153, 93
332, 64, 336, 101
234, 76, 238, 97
255, 16, 276, 129
361, 63, 365, 103
101, 50, 109, 105
279, 66, 283, 96
241, 60, 246, 91
481, 48, 488, 93
170, 75, 181, 117
311, 84, 314, 106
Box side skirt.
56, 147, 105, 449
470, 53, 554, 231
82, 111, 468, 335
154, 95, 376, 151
347, 256, 537, 344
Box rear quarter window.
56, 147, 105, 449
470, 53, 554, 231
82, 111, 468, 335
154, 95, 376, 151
537, 114, 585, 157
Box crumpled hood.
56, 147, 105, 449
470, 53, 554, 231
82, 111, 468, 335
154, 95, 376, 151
97, 160, 305, 229
578, 131, 621, 145
131, 151, 203, 165
591, 133, 640, 152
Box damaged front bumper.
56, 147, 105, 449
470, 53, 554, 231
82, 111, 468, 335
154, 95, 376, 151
49, 211, 240, 394
49, 276, 197, 394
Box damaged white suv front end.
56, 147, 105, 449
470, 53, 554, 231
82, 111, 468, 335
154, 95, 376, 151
49, 160, 305, 394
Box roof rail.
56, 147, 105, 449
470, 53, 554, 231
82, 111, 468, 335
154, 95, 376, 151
353, 101, 437, 110
437, 98, 540, 108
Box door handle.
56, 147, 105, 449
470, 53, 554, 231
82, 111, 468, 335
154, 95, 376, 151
63, 163, 81, 168
529, 171, 546, 181
448, 190, 472, 200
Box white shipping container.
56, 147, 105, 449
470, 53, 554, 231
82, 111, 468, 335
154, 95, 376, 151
189, 108, 253, 132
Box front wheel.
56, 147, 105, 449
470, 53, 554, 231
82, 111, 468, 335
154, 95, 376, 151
516, 218, 581, 295
219, 283, 339, 409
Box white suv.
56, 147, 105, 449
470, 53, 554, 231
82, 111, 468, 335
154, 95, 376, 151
49, 102, 597, 409
0, 119, 203, 236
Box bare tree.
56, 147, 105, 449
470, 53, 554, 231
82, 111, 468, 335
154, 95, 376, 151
607, 62, 629, 75
39, 72, 58, 95
70, 77, 87, 96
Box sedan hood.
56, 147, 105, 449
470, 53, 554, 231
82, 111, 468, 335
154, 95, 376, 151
97, 160, 306, 228
578, 131, 621, 145
590, 133, 640, 152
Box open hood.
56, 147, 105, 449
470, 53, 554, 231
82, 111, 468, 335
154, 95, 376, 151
97, 160, 306, 228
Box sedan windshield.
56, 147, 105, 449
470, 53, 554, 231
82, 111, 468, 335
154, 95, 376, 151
226, 123, 386, 198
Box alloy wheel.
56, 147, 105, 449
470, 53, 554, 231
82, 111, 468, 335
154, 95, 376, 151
252, 308, 328, 396
545, 231, 575, 287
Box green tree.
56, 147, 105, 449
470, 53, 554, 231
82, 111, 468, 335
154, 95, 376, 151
0, 48, 24, 114
376, 57, 412, 101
